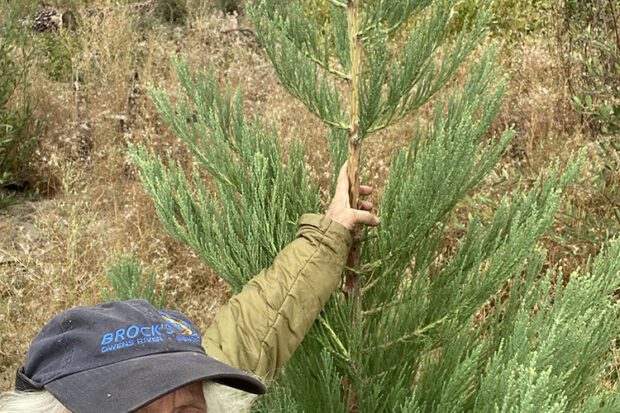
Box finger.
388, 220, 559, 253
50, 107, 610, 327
334, 162, 350, 200
353, 210, 380, 227
358, 200, 373, 211
359, 185, 373, 196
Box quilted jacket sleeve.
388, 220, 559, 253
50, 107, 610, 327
202, 213, 352, 382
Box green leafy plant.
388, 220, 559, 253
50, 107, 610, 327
0, 0, 38, 22
0, 19, 39, 207
450, 0, 553, 39
35, 28, 81, 83
564, 0, 620, 135
100, 255, 165, 308
134, 0, 620, 410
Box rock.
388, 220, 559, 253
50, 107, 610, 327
29, 9, 78, 33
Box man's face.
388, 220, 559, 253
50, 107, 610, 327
134, 382, 206, 413
59, 382, 207, 413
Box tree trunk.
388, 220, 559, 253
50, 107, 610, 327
344, 1, 363, 411
345, 0, 363, 298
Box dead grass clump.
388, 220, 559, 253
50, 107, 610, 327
493, 38, 618, 277
497, 36, 581, 170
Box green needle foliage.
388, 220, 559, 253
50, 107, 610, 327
132, 55, 320, 292
133, 0, 620, 411
100, 255, 165, 308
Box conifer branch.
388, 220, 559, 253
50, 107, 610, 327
302, 49, 350, 80
252, 2, 351, 80
250, 4, 348, 128
361, 316, 448, 353
319, 316, 352, 362
133, 59, 322, 292
359, 0, 434, 40
361, 298, 403, 316
328, 0, 347, 9
270, 15, 351, 80
361, 6, 489, 136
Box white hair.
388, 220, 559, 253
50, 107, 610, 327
0, 381, 256, 413
203, 381, 256, 412
0, 390, 66, 413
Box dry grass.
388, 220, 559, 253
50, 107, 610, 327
0, 0, 618, 391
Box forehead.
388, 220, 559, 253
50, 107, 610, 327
134, 382, 206, 413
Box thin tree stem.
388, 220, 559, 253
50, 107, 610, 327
344, 0, 363, 411
607, 0, 620, 53
345, 0, 363, 295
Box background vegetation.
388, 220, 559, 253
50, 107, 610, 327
0, 0, 618, 394
0, 14, 39, 208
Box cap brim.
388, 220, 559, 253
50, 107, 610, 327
45, 351, 266, 413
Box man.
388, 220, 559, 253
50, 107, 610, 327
0, 164, 379, 413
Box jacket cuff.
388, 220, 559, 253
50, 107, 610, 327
297, 214, 353, 251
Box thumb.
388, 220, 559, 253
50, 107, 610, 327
352, 210, 380, 227
334, 162, 350, 201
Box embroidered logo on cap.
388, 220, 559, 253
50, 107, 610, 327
158, 311, 194, 336
99, 310, 201, 353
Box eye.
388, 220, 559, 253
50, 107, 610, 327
177, 407, 205, 413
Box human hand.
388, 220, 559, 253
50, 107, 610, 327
325, 162, 380, 231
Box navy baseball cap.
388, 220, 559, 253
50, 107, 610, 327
15, 299, 266, 413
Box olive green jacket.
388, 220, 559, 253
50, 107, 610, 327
202, 214, 352, 382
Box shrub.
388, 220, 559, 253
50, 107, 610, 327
0, 19, 39, 207
154, 0, 188, 25
450, 0, 553, 40
563, 0, 620, 136
214, 0, 244, 15
36, 31, 81, 82
100, 255, 165, 307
